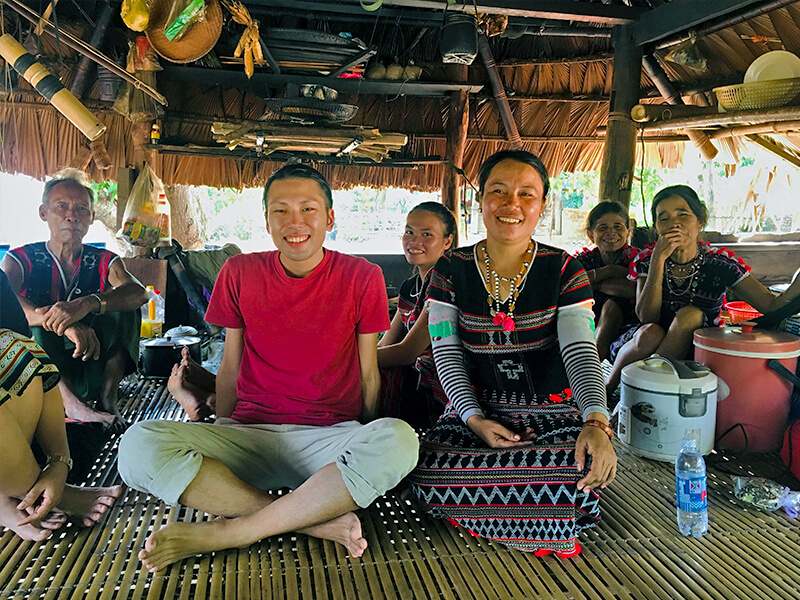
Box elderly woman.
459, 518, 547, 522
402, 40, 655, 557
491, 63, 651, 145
410, 150, 616, 557
605, 184, 800, 394
575, 201, 638, 362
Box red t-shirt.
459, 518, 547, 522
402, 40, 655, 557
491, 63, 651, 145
205, 250, 389, 426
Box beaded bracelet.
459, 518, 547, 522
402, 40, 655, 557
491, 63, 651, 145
583, 419, 614, 440
47, 454, 73, 470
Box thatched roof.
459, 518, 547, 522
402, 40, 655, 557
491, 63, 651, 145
3, 1, 800, 190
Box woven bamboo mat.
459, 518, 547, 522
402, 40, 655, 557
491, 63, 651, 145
2, 377, 800, 600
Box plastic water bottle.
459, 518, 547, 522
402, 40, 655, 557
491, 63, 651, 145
675, 437, 708, 538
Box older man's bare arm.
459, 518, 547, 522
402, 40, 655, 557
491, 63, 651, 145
36, 259, 148, 336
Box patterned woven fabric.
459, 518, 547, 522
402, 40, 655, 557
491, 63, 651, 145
0, 328, 60, 407
410, 392, 600, 553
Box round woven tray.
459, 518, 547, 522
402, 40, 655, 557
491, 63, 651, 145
263, 98, 359, 123
146, 0, 223, 64
714, 78, 800, 111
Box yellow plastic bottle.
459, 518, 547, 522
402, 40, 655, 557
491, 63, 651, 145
140, 286, 164, 338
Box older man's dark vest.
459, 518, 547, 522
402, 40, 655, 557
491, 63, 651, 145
7, 242, 115, 306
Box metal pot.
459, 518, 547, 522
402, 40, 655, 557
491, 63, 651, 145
141, 335, 201, 378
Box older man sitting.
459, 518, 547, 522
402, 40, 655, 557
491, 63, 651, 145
1, 170, 148, 432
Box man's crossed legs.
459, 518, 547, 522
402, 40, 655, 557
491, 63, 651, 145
119, 418, 418, 571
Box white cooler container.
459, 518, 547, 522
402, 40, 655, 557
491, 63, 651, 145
619, 355, 718, 462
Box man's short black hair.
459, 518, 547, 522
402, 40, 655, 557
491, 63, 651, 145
262, 164, 333, 212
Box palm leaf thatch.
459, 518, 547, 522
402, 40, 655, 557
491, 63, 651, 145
3, 3, 800, 190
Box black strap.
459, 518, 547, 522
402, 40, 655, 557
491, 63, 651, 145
166, 253, 210, 331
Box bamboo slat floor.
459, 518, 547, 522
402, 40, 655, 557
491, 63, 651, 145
2, 376, 800, 600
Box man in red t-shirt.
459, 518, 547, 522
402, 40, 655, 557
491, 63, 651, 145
119, 165, 419, 572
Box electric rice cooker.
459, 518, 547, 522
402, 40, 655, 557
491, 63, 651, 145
619, 355, 718, 462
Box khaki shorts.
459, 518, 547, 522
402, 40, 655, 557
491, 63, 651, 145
118, 417, 419, 508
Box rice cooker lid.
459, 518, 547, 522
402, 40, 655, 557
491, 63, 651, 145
693, 326, 800, 356
622, 356, 717, 394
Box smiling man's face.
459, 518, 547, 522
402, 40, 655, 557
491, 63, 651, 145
265, 177, 335, 277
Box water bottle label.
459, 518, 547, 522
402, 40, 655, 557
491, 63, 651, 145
677, 475, 707, 512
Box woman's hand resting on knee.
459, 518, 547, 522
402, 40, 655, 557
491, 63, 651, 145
466, 415, 536, 449
16, 462, 68, 525
575, 426, 617, 493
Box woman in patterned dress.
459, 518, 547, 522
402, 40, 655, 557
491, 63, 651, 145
574, 202, 638, 362
378, 203, 456, 429
0, 328, 122, 540
0, 271, 120, 540
605, 184, 800, 394
409, 150, 616, 557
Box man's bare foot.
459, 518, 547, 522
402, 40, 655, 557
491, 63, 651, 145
0, 495, 64, 541
180, 348, 217, 390
139, 511, 367, 572
300, 511, 368, 558
59, 485, 122, 527
139, 520, 228, 572
168, 363, 214, 422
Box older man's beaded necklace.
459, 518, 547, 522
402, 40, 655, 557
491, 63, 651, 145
482, 238, 535, 332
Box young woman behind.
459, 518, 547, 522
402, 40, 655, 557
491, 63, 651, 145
378, 202, 456, 429
575, 202, 637, 361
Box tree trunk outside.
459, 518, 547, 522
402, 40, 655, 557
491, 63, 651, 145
166, 184, 204, 250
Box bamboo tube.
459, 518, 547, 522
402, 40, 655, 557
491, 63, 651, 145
631, 103, 719, 122
478, 34, 522, 149
642, 55, 718, 160
0, 34, 106, 140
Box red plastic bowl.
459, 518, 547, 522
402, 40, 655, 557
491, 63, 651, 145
723, 301, 763, 324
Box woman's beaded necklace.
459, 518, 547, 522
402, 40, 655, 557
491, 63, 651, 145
409, 273, 422, 299
482, 238, 535, 332
665, 250, 702, 297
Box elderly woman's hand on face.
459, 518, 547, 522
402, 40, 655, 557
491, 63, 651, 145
652, 228, 685, 264
575, 425, 617, 492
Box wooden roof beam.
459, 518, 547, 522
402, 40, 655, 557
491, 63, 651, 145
249, 1, 618, 35
160, 66, 483, 96
337, 0, 642, 25
633, 0, 780, 47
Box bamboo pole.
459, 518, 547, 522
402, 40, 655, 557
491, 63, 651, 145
478, 34, 522, 149
631, 103, 719, 122
0, 34, 106, 140
642, 55, 718, 160
640, 106, 800, 131
3, 0, 167, 106
709, 120, 800, 139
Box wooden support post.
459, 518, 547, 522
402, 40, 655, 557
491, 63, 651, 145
598, 25, 642, 211
116, 167, 137, 231
442, 65, 470, 244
